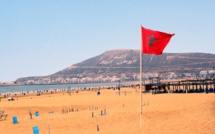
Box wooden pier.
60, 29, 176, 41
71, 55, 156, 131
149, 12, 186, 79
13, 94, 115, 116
144, 78, 215, 94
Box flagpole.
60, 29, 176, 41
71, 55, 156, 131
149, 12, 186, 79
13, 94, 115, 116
140, 25, 143, 128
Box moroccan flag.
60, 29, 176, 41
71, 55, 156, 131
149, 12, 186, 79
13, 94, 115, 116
141, 26, 174, 55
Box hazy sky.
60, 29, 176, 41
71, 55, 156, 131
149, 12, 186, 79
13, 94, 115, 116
0, 0, 215, 82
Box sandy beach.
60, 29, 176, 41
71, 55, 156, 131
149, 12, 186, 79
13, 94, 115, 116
0, 88, 215, 134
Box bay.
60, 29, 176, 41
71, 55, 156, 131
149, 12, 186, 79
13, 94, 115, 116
0, 81, 139, 94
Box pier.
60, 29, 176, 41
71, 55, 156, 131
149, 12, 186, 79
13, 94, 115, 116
144, 78, 215, 94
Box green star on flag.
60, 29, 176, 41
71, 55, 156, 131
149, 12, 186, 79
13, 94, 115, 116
147, 34, 157, 47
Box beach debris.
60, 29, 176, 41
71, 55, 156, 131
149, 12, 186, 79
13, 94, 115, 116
48, 124, 50, 134
90, 105, 98, 111
62, 109, 65, 114
122, 101, 125, 107
49, 111, 54, 114
143, 100, 149, 106
32, 126, 39, 134
96, 119, 100, 131
97, 89, 100, 96
12, 116, 18, 124
27, 106, 33, 119
35, 111, 39, 116
97, 125, 99, 131
104, 108, 106, 115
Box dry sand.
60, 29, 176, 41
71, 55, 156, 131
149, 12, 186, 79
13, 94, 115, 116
0, 88, 215, 134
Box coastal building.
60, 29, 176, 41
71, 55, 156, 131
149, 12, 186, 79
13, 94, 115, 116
200, 70, 208, 77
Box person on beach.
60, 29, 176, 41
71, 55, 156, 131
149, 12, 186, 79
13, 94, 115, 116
7, 97, 14, 101
97, 89, 100, 96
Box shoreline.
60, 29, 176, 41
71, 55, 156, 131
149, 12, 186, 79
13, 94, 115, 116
0, 81, 139, 94
0, 80, 140, 87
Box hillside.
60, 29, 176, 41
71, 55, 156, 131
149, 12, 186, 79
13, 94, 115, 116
16, 49, 215, 83
53, 49, 215, 76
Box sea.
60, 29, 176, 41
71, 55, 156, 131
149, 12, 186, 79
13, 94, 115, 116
0, 81, 140, 94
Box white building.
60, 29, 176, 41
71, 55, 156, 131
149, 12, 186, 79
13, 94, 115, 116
200, 70, 208, 76
209, 70, 215, 74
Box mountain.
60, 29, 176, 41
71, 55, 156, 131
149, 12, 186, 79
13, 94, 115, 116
16, 49, 215, 83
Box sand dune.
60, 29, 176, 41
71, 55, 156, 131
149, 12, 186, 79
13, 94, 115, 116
0, 88, 214, 134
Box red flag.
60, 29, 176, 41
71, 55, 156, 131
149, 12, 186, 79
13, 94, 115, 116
141, 26, 174, 55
